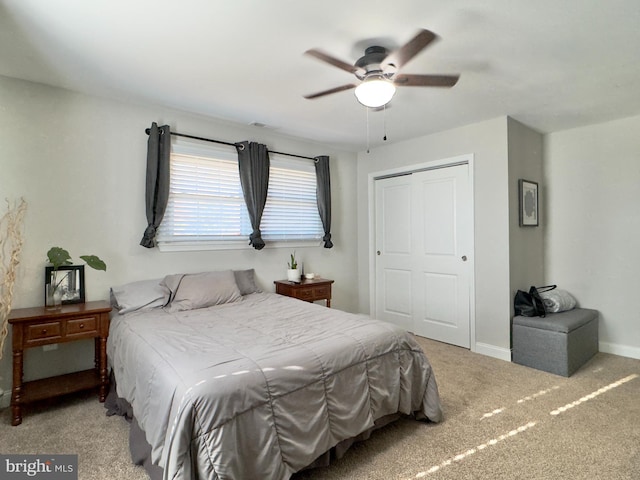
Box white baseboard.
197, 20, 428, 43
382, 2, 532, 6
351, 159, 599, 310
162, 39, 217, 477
474, 342, 512, 362
599, 342, 640, 360
472, 342, 639, 363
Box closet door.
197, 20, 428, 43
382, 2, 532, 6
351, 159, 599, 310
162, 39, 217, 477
375, 163, 472, 348
410, 164, 471, 347
374, 174, 414, 332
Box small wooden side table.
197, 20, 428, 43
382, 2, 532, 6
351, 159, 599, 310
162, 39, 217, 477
274, 278, 334, 307
8, 300, 112, 426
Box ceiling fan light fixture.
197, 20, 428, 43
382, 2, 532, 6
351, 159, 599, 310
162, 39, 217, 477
354, 76, 396, 108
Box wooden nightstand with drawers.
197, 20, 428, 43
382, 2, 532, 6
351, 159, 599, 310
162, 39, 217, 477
7, 300, 112, 426
274, 278, 334, 307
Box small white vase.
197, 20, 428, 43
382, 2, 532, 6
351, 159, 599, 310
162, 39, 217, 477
287, 268, 301, 282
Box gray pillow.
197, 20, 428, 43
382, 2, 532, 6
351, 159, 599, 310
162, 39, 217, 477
110, 278, 168, 314
162, 270, 242, 312
160, 273, 186, 305
539, 289, 577, 313
234, 269, 261, 295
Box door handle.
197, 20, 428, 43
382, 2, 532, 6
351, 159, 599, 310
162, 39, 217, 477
377, 251, 381, 256
461, 255, 467, 261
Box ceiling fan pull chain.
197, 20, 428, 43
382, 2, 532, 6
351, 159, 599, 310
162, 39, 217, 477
366, 106, 371, 154
383, 104, 388, 141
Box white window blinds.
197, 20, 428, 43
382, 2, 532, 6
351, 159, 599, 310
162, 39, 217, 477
156, 141, 323, 250
262, 158, 323, 241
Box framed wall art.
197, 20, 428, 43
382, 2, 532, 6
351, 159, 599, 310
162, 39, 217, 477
519, 179, 539, 227
44, 264, 85, 305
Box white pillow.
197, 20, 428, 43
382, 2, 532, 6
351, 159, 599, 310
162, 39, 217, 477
110, 279, 168, 314
162, 270, 242, 312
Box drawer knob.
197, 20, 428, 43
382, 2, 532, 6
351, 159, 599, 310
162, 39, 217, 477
41, 329, 47, 335
79, 323, 84, 329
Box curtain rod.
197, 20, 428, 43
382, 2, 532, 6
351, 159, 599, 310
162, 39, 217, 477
145, 128, 317, 161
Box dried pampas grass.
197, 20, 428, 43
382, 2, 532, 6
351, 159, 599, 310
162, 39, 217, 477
0, 198, 27, 360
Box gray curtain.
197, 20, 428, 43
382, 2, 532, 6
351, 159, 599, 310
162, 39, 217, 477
314, 155, 333, 248
140, 122, 171, 248
236, 141, 270, 250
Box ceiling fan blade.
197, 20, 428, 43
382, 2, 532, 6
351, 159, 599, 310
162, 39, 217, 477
304, 83, 357, 99
304, 49, 360, 74
382, 29, 438, 72
394, 73, 460, 87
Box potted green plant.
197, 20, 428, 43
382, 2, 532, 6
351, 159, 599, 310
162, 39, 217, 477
46, 246, 107, 309
286, 251, 300, 282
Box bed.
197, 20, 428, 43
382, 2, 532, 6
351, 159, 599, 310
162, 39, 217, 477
106, 269, 442, 480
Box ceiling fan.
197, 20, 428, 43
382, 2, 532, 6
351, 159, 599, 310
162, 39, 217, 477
304, 29, 460, 108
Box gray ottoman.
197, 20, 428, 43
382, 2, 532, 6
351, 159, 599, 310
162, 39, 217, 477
512, 308, 599, 377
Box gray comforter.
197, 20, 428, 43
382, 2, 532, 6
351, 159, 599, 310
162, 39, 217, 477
107, 292, 442, 480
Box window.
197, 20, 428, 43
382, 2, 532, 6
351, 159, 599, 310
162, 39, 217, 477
156, 139, 323, 251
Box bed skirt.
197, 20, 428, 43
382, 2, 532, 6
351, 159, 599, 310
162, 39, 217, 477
104, 376, 403, 479
104, 376, 163, 480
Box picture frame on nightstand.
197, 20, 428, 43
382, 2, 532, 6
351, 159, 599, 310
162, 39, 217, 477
44, 264, 85, 304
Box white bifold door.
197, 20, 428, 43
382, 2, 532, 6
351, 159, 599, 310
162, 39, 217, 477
374, 163, 472, 348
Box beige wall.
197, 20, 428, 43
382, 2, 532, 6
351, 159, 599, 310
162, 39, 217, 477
0, 75, 359, 404
544, 115, 640, 359
356, 117, 513, 360
507, 118, 545, 307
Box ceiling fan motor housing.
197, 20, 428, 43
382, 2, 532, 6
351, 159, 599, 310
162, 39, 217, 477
355, 46, 395, 79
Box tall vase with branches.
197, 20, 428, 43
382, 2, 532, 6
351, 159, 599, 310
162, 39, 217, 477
0, 198, 28, 362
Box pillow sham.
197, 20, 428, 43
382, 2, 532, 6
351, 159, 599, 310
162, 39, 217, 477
162, 270, 242, 312
234, 269, 262, 295
110, 278, 168, 314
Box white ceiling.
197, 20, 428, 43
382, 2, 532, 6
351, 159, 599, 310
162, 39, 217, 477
2, 0, 640, 152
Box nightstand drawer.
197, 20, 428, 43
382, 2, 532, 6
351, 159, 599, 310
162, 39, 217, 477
313, 286, 330, 298
67, 316, 98, 336
26, 321, 62, 343
295, 289, 315, 300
